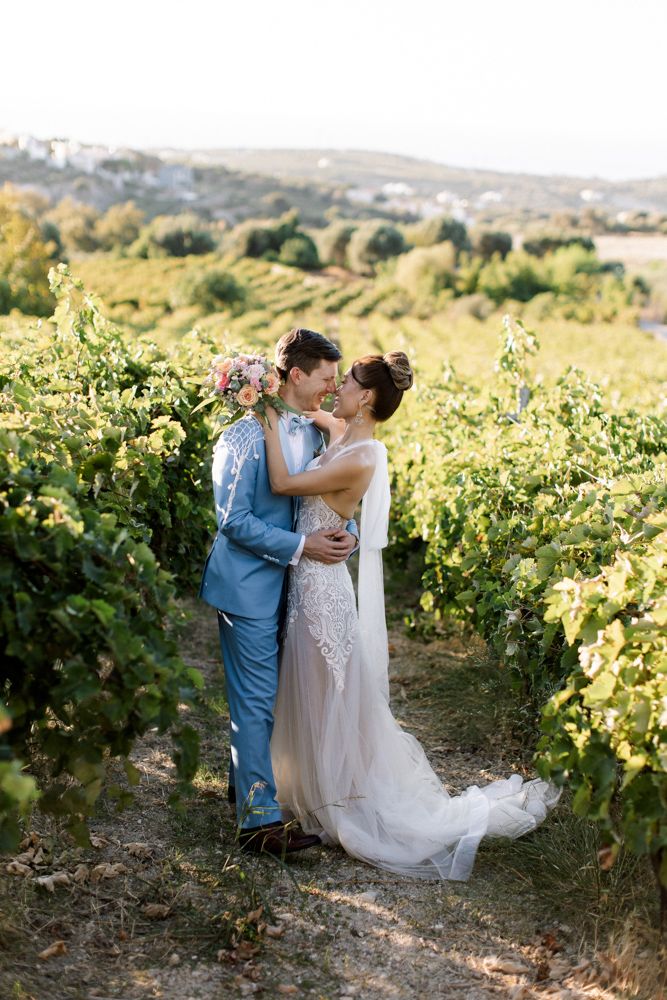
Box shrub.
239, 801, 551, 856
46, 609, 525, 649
0, 266, 217, 843
131, 213, 217, 257
347, 222, 406, 275
316, 220, 357, 267
405, 215, 470, 252
173, 268, 247, 313
538, 519, 667, 891
278, 234, 320, 270
227, 211, 302, 261
523, 231, 596, 258
228, 222, 275, 259
95, 201, 145, 250
0, 192, 55, 315
387, 315, 667, 898
472, 229, 513, 260
45, 197, 101, 253
394, 243, 457, 299
477, 251, 551, 303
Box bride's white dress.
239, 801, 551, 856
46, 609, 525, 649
271, 441, 559, 880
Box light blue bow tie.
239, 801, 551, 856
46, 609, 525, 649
286, 413, 314, 435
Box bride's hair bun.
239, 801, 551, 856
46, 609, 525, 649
382, 351, 413, 391
351, 350, 413, 422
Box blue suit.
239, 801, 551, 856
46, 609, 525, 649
199, 414, 356, 828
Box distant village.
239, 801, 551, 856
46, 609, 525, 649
0, 130, 196, 198
0, 131, 614, 226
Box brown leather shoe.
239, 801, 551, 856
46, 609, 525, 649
238, 821, 321, 856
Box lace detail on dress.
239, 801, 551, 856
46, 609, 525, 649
287, 492, 358, 692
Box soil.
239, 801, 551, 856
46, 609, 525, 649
1, 598, 660, 1000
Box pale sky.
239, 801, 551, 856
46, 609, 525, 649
3, 0, 666, 179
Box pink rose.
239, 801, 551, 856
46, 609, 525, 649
264, 372, 281, 395
216, 373, 230, 391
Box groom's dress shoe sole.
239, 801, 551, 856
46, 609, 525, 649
238, 822, 321, 856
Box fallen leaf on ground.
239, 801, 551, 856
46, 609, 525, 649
484, 955, 531, 975
89, 833, 109, 849
5, 861, 32, 877
142, 903, 171, 919
123, 842, 153, 859
509, 987, 535, 1000
13, 849, 36, 865
547, 958, 572, 980
541, 931, 561, 953
535, 960, 550, 982
246, 905, 263, 924
235, 941, 260, 959
73, 864, 90, 883
20, 832, 40, 850
36, 872, 71, 892
277, 987, 299, 995
38, 940, 67, 960
218, 941, 260, 963
598, 845, 617, 871
265, 924, 284, 938
90, 862, 128, 881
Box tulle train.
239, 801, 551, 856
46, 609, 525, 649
271, 564, 559, 881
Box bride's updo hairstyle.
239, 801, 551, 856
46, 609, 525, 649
351, 351, 414, 422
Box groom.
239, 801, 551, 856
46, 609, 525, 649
199, 328, 357, 855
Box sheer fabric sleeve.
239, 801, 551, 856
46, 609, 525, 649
357, 441, 391, 702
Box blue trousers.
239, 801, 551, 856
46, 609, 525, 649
217, 608, 283, 829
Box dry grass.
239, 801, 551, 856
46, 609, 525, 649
2, 594, 665, 999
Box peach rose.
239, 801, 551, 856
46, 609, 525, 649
237, 385, 259, 407
264, 372, 281, 395
217, 357, 233, 375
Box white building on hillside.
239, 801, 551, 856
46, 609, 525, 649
17, 134, 49, 160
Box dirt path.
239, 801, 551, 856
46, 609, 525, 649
1, 599, 656, 1000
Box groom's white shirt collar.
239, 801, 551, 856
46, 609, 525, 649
278, 412, 306, 565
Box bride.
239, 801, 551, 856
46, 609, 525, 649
262, 351, 559, 880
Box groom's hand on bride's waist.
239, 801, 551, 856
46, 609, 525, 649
303, 529, 355, 564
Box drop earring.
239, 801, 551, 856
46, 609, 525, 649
354, 402, 364, 425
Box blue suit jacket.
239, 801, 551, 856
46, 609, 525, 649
199, 415, 356, 617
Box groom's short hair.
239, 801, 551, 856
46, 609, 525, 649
275, 328, 342, 381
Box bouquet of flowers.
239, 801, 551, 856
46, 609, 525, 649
194, 352, 284, 424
